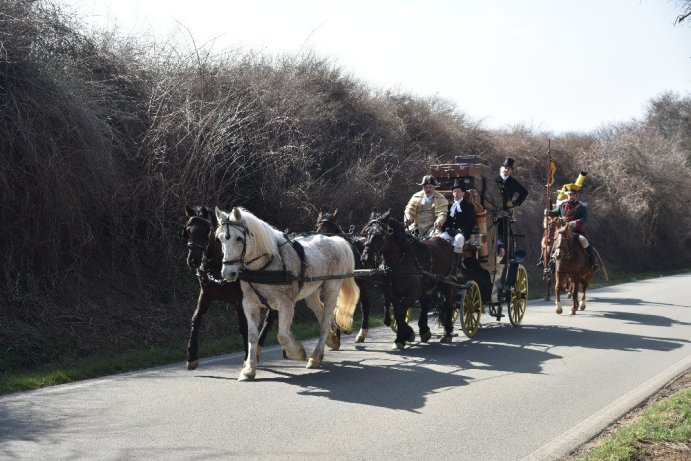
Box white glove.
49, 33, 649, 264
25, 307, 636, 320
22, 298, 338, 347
568, 221, 576, 228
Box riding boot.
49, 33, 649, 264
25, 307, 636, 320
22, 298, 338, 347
585, 246, 599, 271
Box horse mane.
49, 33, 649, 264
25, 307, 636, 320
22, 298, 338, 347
229, 207, 283, 258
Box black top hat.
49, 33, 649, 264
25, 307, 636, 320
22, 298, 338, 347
417, 175, 438, 186
452, 177, 472, 191
501, 157, 515, 168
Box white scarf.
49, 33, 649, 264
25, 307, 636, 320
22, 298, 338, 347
450, 198, 464, 217
420, 193, 434, 206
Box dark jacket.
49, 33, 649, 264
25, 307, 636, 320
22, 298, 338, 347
548, 200, 588, 235
496, 175, 528, 210
444, 199, 476, 238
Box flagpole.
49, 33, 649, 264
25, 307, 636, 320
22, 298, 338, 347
543, 139, 554, 299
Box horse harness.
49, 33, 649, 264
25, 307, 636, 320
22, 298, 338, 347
219, 218, 306, 287
183, 216, 225, 287
364, 218, 453, 284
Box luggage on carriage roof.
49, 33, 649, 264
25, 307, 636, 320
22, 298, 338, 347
453, 155, 488, 165
430, 156, 492, 181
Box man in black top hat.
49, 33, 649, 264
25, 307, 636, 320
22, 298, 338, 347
495, 157, 528, 260
496, 157, 528, 210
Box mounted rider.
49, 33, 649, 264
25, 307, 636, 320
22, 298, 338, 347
404, 175, 448, 238
441, 178, 476, 275
544, 186, 598, 271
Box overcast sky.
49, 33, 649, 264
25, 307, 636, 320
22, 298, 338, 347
61, 0, 691, 133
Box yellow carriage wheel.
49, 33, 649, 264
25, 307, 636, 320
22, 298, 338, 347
509, 265, 528, 326
459, 280, 482, 338
389, 307, 412, 333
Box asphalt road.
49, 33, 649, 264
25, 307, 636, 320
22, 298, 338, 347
2, 273, 690, 461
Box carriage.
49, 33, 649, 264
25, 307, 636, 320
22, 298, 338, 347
426, 155, 529, 337
182, 157, 529, 377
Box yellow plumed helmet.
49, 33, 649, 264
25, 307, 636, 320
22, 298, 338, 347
557, 172, 587, 201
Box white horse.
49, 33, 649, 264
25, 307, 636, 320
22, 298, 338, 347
215, 207, 360, 381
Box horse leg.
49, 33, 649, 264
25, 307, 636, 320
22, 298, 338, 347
554, 272, 563, 314
239, 303, 261, 381
418, 295, 432, 343
579, 277, 588, 311
545, 274, 551, 302
257, 308, 279, 360
306, 284, 338, 369
235, 301, 249, 363
570, 279, 579, 315
186, 289, 211, 370
383, 294, 392, 327
355, 280, 370, 343
392, 297, 415, 350
275, 304, 306, 362
439, 286, 456, 343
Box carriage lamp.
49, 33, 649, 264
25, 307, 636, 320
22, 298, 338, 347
469, 228, 484, 248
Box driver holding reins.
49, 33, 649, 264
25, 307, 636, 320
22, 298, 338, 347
404, 175, 448, 238
544, 186, 598, 271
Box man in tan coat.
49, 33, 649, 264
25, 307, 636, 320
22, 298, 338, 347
404, 175, 448, 238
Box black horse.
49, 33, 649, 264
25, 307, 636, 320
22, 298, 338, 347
182, 205, 277, 369
315, 209, 392, 345
360, 211, 456, 349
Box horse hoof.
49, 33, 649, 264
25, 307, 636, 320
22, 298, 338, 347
392, 341, 405, 350
186, 360, 199, 370
306, 358, 322, 369
440, 335, 453, 344
556, 307, 563, 315
355, 329, 368, 343
238, 368, 256, 381
570, 310, 576, 315
420, 330, 432, 343
579, 303, 586, 311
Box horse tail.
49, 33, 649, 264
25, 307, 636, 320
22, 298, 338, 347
334, 276, 360, 334
333, 238, 360, 333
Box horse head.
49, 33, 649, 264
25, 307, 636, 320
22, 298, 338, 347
360, 210, 411, 266
315, 208, 341, 235
183, 205, 218, 269
360, 210, 390, 266
215, 206, 281, 282
553, 222, 576, 262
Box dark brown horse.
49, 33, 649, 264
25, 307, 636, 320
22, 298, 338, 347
315, 209, 392, 345
552, 222, 592, 315
183, 205, 277, 369
360, 211, 455, 349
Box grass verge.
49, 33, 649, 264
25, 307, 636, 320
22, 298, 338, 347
577, 385, 691, 460
0, 313, 381, 396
